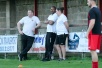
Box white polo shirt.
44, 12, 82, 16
19, 16, 40, 37
56, 14, 68, 35
47, 13, 58, 33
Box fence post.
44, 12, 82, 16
4, 53, 7, 59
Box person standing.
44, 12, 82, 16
42, 6, 58, 61
86, 0, 101, 68
17, 9, 41, 61
55, 7, 69, 61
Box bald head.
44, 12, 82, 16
87, 0, 97, 8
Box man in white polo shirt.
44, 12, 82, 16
17, 9, 41, 61
42, 6, 58, 61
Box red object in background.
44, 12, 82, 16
34, 28, 38, 34
99, 0, 102, 22
99, 0, 102, 53
63, 0, 67, 16
34, 0, 38, 16
34, 0, 38, 34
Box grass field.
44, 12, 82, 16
0, 57, 102, 68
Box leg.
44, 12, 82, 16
90, 50, 98, 68
50, 33, 56, 60
21, 36, 34, 58
44, 34, 48, 59
59, 34, 67, 60
55, 45, 62, 59
42, 33, 51, 61
20, 34, 27, 61
21, 42, 27, 59
90, 50, 98, 62
60, 45, 66, 60
23, 53, 27, 60
88, 34, 100, 68
50, 33, 56, 54
21, 35, 28, 60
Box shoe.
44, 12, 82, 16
43, 59, 50, 62
42, 58, 50, 62
58, 58, 63, 61
51, 55, 54, 60
62, 58, 66, 61
41, 58, 46, 61
18, 54, 23, 61
24, 57, 28, 60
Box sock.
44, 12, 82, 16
92, 62, 98, 68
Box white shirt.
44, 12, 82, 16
19, 16, 40, 37
47, 13, 58, 33
56, 14, 68, 35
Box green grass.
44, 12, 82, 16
0, 58, 102, 68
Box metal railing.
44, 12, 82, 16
0, 28, 18, 35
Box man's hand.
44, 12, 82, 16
85, 32, 89, 39
17, 22, 23, 35
19, 31, 23, 35
85, 19, 95, 39
44, 20, 54, 25
49, 20, 54, 25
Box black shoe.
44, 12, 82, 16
41, 58, 46, 61
43, 59, 50, 62
23, 58, 27, 61
18, 54, 23, 61
23, 57, 28, 60
42, 58, 50, 62
58, 58, 63, 61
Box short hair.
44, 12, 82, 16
28, 9, 34, 13
56, 7, 64, 13
51, 6, 56, 10
91, 0, 97, 2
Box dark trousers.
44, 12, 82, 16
21, 34, 34, 59
44, 32, 56, 59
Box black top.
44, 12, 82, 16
88, 7, 101, 34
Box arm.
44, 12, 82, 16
35, 17, 41, 29
44, 20, 54, 25
49, 14, 58, 25
32, 16, 41, 32
64, 21, 69, 31
48, 20, 54, 25
35, 23, 41, 29
45, 14, 57, 25
32, 23, 41, 33
32, 23, 41, 34
17, 22, 23, 35
86, 19, 95, 38
86, 9, 96, 38
44, 19, 49, 24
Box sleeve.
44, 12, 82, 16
51, 14, 58, 22
35, 17, 40, 24
19, 17, 25, 24
47, 15, 50, 20
89, 10, 95, 20
48, 14, 58, 22
62, 16, 68, 23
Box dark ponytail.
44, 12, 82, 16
92, 0, 97, 2
56, 7, 64, 13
